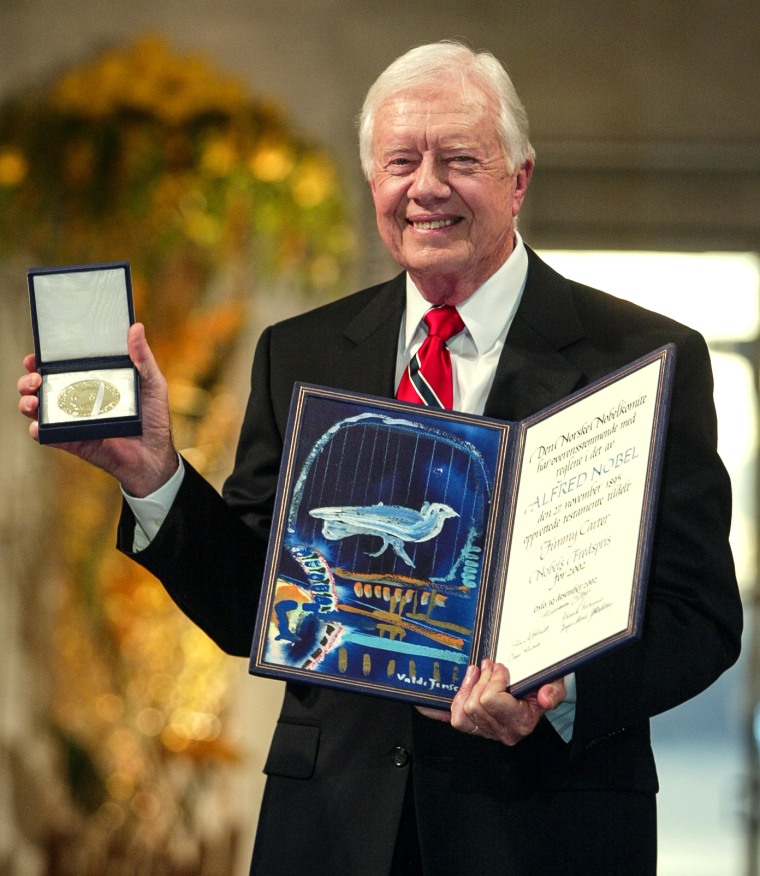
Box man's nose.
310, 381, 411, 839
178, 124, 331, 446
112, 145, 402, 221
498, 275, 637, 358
408, 155, 450, 201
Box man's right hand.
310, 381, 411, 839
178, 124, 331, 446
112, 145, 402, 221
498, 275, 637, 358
18, 322, 179, 497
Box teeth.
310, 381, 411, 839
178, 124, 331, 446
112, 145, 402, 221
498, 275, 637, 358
411, 218, 457, 230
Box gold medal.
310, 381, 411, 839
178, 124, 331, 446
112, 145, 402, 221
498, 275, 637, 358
57, 379, 121, 418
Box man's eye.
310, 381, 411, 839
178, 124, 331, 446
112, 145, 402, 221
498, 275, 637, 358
385, 158, 416, 174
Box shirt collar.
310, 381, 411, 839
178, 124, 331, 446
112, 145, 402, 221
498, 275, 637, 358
403, 232, 529, 355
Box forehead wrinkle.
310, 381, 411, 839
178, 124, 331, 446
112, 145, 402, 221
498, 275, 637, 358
375, 101, 494, 157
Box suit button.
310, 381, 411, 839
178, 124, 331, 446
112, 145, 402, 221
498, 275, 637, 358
390, 746, 410, 767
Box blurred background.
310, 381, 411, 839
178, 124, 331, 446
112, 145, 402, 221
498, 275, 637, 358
1, 2, 758, 874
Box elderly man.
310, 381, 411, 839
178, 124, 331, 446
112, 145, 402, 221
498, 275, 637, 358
19, 41, 741, 875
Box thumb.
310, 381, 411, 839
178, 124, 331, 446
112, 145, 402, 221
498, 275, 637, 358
128, 323, 164, 387
536, 679, 566, 711
127, 322, 168, 406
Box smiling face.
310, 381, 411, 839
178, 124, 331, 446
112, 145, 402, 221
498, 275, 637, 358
369, 80, 533, 305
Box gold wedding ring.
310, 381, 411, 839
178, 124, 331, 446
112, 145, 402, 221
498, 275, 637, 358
57, 379, 120, 418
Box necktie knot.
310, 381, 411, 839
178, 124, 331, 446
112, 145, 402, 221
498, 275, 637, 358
423, 305, 464, 342
396, 305, 464, 409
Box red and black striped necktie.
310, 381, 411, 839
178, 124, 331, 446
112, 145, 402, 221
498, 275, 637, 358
396, 305, 465, 409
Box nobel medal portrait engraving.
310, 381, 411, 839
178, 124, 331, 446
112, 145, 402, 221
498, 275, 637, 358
57, 379, 121, 418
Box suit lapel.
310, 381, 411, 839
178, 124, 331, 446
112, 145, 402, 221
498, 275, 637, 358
340, 273, 406, 398
340, 253, 588, 419
484, 248, 587, 422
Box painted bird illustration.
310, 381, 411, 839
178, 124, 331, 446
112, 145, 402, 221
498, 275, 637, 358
309, 501, 458, 568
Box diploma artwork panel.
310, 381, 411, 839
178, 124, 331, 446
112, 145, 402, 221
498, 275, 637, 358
251, 386, 513, 707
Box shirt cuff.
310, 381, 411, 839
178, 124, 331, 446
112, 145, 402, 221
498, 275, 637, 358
121, 455, 185, 552
545, 673, 576, 743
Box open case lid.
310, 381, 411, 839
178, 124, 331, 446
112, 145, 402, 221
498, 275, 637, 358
29, 262, 133, 365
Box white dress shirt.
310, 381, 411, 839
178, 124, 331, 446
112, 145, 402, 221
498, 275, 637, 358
396, 233, 528, 412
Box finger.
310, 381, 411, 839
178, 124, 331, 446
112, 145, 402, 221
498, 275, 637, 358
18, 391, 39, 418
18, 373, 40, 422
128, 323, 158, 381
459, 663, 481, 697
23, 353, 37, 374
450, 664, 481, 729
536, 680, 565, 711
469, 659, 504, 706
480, 660, 510, 699
475, 662, 512, 728
415, 705, 452, 724
128, 324, 172, 424
460, 660, 499, 728
480, 658, 506, 683
18, 369, 41, 398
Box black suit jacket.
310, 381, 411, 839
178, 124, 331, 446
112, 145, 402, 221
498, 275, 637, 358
119, 248, 742, 874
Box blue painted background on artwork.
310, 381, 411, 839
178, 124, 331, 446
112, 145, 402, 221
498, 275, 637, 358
262, 394, 508, 700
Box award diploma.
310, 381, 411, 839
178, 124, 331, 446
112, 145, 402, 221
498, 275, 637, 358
491, 354, 669, 691
250, 346, 675, 707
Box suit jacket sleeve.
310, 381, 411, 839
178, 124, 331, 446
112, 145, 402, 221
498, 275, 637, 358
116, 276, 404, 658
116, 325, 283, 657
493, 251, 743, 752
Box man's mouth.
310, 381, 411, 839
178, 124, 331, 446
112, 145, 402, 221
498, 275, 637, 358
408, 217, 461, 230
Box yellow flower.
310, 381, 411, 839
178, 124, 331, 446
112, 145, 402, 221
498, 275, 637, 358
249, 143, 294, 182
0, 149, 28, 186
291, 155, 335, 208
184, 211, 220, 247
201, 138, 237, 176
52, 35, 248, 122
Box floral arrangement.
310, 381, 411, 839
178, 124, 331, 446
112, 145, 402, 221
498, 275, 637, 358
1, 36, 353, 870
0, 35, 352, 291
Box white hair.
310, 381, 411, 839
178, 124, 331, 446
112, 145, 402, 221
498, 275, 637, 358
357, 41, 535, 181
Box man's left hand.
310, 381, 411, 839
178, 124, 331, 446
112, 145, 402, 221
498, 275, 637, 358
417, 659, 566, 746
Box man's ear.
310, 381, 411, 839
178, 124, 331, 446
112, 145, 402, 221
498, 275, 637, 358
512, 159, 534, 216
